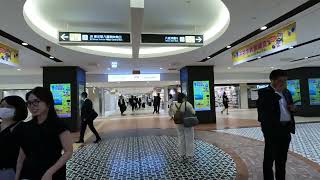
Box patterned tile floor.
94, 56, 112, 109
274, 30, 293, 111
67, 136, 237, 180
215, 123, 320, 164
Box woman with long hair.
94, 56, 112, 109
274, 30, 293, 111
0, 96, 28, 180
15, 87, 73, 180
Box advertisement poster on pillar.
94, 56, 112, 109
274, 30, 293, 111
232, 22, 297, 65
308, 79, 320, 105
287, 80, 301, 105
193, 81, 211, 111
50, 84, 72, 118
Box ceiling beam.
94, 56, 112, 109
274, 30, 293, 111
130, 0, 144, 58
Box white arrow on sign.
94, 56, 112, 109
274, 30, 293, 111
196, 36, 202, 43
60, 33, 69, 41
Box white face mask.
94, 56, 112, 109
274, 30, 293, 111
0, 107, 15, 119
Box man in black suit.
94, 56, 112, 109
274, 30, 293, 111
76, 92, 101, 143
257, 69, 296, 180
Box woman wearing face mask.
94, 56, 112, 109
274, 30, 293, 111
15, 87, 73, 180
0, 96, 28, 180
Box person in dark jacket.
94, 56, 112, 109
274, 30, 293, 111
118, 96, 126, 115
76, 92, 101, 143
257, 69, 296, 180
0, 96, 28, 180
221, 92, 229, 115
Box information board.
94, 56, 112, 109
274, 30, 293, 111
287, 80, 301, 105
59, 32, 131, 44
141, 34, 203, 46
193, 81, 211, 111
308, 79, 320, 105
50, 84, 71, 118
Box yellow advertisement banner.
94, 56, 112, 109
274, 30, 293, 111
232, 22, 297, 65
0, 43, 19, 66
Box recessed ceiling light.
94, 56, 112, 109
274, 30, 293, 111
22, 42, 28, 46
207, 57, 211, 59
260, 26, 268, 30
258, 56, 262, 59
17, 68, 21, 71
304, 57, 309, 59
49, 56, 54, 59
289, 46, 294, 49
227, 45, 232, 48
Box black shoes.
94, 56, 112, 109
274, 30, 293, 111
94, 138, 102, 143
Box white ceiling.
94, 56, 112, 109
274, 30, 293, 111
0, 0, 320, 85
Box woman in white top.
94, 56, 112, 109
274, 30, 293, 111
170, 93, 196, 160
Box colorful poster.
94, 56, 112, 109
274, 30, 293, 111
50, 84, 72, 118
0, 43, 19, 66
193, 81, 211, 111
308, 79, 320, 105
287, 80, 301, 105
232, 22, 297, 65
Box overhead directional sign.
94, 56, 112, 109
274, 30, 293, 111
141, 34, 204, 46
58, 32, 131, 45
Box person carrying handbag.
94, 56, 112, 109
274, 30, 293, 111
170, 93, 197, 161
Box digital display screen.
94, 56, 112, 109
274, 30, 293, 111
308, 79, 320, 105
193, 81, 211, 111
287, 80, 301, 105
50, 84, 71, 118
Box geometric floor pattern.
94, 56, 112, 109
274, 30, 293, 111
67, 136, 237, 180
216, 122, 320, 165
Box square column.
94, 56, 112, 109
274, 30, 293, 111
180, 66, 216, 123
43, 66, 86, 132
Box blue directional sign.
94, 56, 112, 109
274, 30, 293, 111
141, 34, 203, 46
58, 32, 131, 44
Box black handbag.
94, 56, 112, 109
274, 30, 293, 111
89, 110, 98, 121
183, 102, 199, 127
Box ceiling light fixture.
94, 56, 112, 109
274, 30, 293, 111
17, 68, 21, 71
49, 56, 54, 59
260, 26, 268, 30
305, 57, 309, 59
289, 46, 294, 49
227, 45, 232, 48
207, 57, 211, 59
21, 42, 28, 46
258, 56, 262, 59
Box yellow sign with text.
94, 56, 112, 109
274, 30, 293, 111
0, 43, 19, 66
232, 22, 297, 65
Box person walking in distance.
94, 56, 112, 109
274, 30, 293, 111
257, 69, 296, 180
118, 96, 126, 116
221, 92, 229, 115
76, 92, 101, 143
156, 93, 161, 114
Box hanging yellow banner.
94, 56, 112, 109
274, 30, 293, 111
0, 43, 19, 66
232, 22, 297, 65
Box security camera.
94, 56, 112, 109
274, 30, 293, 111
46, 46, 51, 52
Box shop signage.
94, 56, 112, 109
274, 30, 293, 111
0, 43, 19, 66
141, 34, 203, 46
58, 32, 131, 44
108, 74, 160, 82
232, 22, 297, 65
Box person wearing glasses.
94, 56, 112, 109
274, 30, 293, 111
14, 87, 73, 180
257, 69, 296, 180
0, 96, 28, 180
